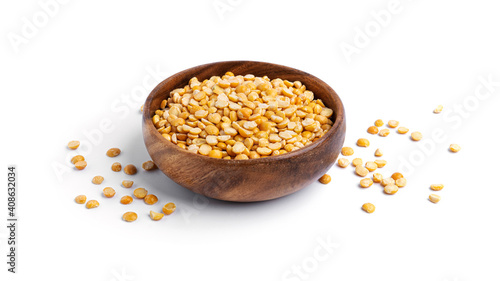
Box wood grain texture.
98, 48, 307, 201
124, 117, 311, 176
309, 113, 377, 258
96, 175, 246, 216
142, 61, 346, 202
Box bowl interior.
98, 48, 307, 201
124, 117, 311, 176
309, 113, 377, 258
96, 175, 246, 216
143, 60, 344, 163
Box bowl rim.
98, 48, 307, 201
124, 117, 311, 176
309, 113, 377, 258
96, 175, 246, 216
143, 60, 345, 165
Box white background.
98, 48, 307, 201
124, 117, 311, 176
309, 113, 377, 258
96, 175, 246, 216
1, 0, 500, 280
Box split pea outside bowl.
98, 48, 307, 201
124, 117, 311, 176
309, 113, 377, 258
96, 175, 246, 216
142, 61, 346, 202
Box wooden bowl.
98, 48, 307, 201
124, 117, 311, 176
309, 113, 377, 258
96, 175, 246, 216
142, 61, 346, 202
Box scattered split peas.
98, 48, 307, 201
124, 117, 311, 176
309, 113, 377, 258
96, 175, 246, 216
430, 184, 444, 191
355, 165, 369, 177
367, 126, 379, 134
122, 180, 134, 188
360, 178, 373, 188
120, 195, 133, 205
142, 161, 157, 171
381, 178, 395, 187
86, 200, 99, 209
373, 173, 383, 183
396, 178, 407, 187
387, 120, 399, 128
362, 203, 376, 213
92, 176, 104, 185
397, 127, 409, 134
429, 194, 441, 203
384, 184, 398, 195
411, 131, 423, 141
379, 129, 390, 137
365, 161, 377, 172
71, 155, 85, 164
449, 144, 461, 152
103, 187, 116, 198
391, 173, 404, 181
106, 148, 121, 157
144, 194, 159, 205
356, 138, 370, 147
67, 140, 80, 150
341, 147, 354, 156
434, 105, 443, 113
124, 164, 137, 175
352, 158, 363, 167
75, 161, 87, 170
318, 174, 331, 184
374, 119, 384, 127
374, 160, 387, 168
122, 212, 138, 222
133, 188, 148, 199
162, 203, 176, 215
150, 211, 164, 221
374, 148, 383, 157
75, 195, 87, 204
111, 162, 122, 172
154, 74, 334, 159
337, 158, 350, 168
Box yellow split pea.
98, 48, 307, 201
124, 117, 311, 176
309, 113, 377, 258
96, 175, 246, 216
355, 165, 369, 177
86, 200, 99, 209
150, 211, 164, 221
111, 162, 122, 172
360, 178, 373, 188
142, 161, 157, 171
122, 180, 134, 188
133, 188, 148, 199
341, 147, 354, 156
449, 144, 461, 152
357, 138, 370, 147
430, 184, 444, 191
318, 174, 331, 184
373, 173, 383, 183
387, 120, 399, 128
411, 132, 423, 141
362, 203, 376, 213
124, 164, 137, 175
365, 161, 377, 172
71, 155, 85, 164
162, 203, 176, 215
337, 158, 350, 168
367, 126, 379, 134
384, 184, 398, 195
67, 140, 80, 150
374, 119, 384, 127
106, 148, 121, 157
120, 195, 133, 205
379, 129, 390, 137
397, 127, 409, 134
103, 187, 116, 198
75, 161, 87, 170
75, 195, 87, 204
123, 212, 138, 222
352, 158, 363, 167
92, 176, 104, 185
429, 194, 441, 203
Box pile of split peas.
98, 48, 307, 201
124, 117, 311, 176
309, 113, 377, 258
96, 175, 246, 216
318, 105, 461, 213
67, 141, 176, 222
153, 72, 334, 159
